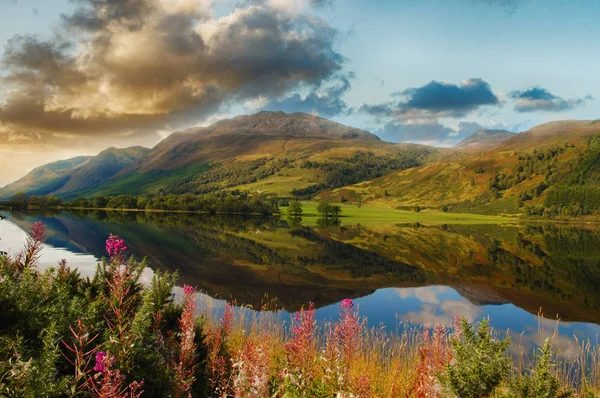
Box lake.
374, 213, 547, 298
1, 209, 600, 357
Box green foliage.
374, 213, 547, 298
65, 191, 280, 215
540, 138, 600, 216
293, 149, 431, 198
503, 339, 573, 398
288, 200, 303, 217
316, 201, 341, 219
439, 317, 511, 398
0, 231, 202, 396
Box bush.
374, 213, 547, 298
503, 339, 573, 398
440, 317, 511, 398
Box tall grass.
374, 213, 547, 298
0, 223, 598, 397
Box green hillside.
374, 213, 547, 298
0, 147, 150, 200
0, 156, 91, 199
321, 120, 600, 217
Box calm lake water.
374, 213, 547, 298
2, 209, 600, 356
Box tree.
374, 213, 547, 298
317, 201, 342, 219
288, 200, 303, 217
317, 201, 330, 217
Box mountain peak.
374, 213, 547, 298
174, 111, 380, 142
454, 129, 516, 150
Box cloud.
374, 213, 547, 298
360, 78, 500, 123
402, 299, 482, 327
0, 0, 345, 151
510, 86, 592, 113
262, 76, 351, 117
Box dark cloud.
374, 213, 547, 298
395, 78, 499, 116
375, 121, 454, 143
62, 0, 154, 32
0, 0, 345, 149
263, 77, 351, 117
361, 78, 500, 122
510, 86, 592, 113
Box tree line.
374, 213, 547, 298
292, 149, 431, 199
5, 191, 281, 215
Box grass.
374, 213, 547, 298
294, 201, 520, 226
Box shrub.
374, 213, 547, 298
439, 317, 511, 398
503, 339, 573, 398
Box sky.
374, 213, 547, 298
0, 0, 599, 185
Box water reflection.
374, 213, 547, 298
1, 209, 600, 345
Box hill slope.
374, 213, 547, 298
454, 129, 515, 151
322, 120, 600, 215
0, 156, 91, 199
65, 112, 439, 198
123, 111, 383, 174
0, 147, 150, 200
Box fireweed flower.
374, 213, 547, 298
285, 302, 316, 372
335, 298, 362, 367
94, 351, 107, 373
172, 284, 197, 397
341, 298, 353, 309
106, 234, 127, 263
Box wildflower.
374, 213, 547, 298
94, 351, 107, 373
15, 222, 47, 269
285, 302, 316, 371
341, 298, 353, 309
335, 298, 362, 366
88, 351, 144, 397
106, 234, 127, 263
173, 284, 197, 397
414, 324, 450, 398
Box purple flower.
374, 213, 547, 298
106, 234, 127, 263
341, 298, 354, 309
93, 351, 107, 373
183, 284, 195, 296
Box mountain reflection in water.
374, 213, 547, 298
1, 209, 600, 348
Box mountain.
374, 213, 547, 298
321, 120, 600, 215
0, 156, 92, 199
454, 129, 515, 150
0, 147, 150, 200
498, 120, 600, 150
1, 112, 437, 199
62, 112, 439, 198
125, 110, 382, 173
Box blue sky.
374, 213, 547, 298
0, 0, 599, 183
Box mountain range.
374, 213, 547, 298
2, 112, 600, 216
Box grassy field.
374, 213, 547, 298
289, 201, 520, 226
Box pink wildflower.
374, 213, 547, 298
335, 298, 362, 366
285, 302, 316, 370
94, 351, 107, 373
16, 222, 46, 269
173, 284, 197, 397
414, 324, 451, 397
221, 302, 233, 337
106, 234, 127, 263
88, 351, 144, 398
341, 298, 353, 309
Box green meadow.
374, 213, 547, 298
291, 201, 520, 226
